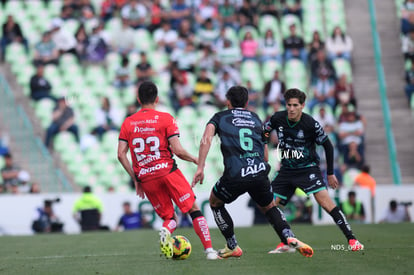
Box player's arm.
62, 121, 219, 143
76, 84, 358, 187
117, 140, 145, 198
192, 123, 215, 187
168, 136, 197, 164
321, 138, 339, 189
264, 143, 269, 162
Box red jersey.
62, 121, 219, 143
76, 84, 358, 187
119, 108, 179, 181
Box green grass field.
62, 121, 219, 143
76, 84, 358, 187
0, 223, 413, 275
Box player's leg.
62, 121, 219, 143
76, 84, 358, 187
269, 172, 297, 253
186, 203, 218, 260
141, 178, 175, 258
250, 180, 313, 257
313, 190, 364, 251
166, 169, 219, 260
210, 191, 243, 258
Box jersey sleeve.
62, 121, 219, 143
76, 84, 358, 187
165, 114, 180, 139
207, 113, 219, 134
263, 115, 275, 143
118, 118, 130, 142
314, 119, 328, 145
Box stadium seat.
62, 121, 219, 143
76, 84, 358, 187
238, 25, 260, 41
262, 60, 282, 82
333, 58, 353, 82
280, 14, 303, 38
258, 15, 281, 39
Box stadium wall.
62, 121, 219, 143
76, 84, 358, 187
0, 186, 413, 236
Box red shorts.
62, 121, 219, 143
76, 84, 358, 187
141, 169, 195, 220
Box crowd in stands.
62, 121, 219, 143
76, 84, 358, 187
0, 0, 370, 189
400, 0, 414, 106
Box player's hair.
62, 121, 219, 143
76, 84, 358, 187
225, 85, 248, 108
138, 81, 158, 105
284, 88, 307, 104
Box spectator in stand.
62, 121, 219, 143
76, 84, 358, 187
262, 70, 286, 115
353, 164, 376, 198
308, 68, 336, 112
380, 200, 411, 223
259, 29, 283, 64
215, 39, 242, 69
30, 65, 57, 102
169, 64, 194, 113
194, 0, 219, 30
169, 0, 191, 31
135, 51, 154, 84
176, 19, 195, 49
283, 24, 307, 64
335, 74, 357, 108
33, 31, 60, 66
1, 153, 21, 193
326, 26, 353, 61
404, 60, 414, 104
402, 30, 414, 61
401, 0, 414, 19
258, 0, 279, 18
218, 0, 238, 29
113, 56, 132, 89
0, 131, 9, 156
310, 49, 336, 82
74, 24, 89, 61
401, 11, 414, 35
85, 26, 108, 63
49, 18, 78, 58
110, 18, 135, 56
115, 201, 149, 231
240, 30, 259, 61
338, 111, 365, 169
340, 191, 365, 223
313, 105, 336, 132
29, 182, 41, 194
307, 30, 325, 63
237, 0, 259, 28
45, 97, 80, 148
1, 15, 29, 62
120, 0, 148, 29
153, 20, 178, 54
59, 4, 75, 21
100, 0, 117, 22
197, 45, 215, 72
170, 40, 198, 73
246, 79, 260, 112
214, 68, 238, 108
92, 97, 121, 140
281, 0, 303, 21
193, 68, 215, 106
198, 18, 220, 49
147, 0, 165, 33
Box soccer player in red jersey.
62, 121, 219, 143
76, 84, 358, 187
117, 81, 218, 260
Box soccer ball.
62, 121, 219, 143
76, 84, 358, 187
172, 235, 192, 260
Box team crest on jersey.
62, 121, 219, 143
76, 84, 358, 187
297, 130, 304, 139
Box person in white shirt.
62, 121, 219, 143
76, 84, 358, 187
326, 26, 353, 61
93, 97, 121, 140
380, 200, 411, 223
120, 0, 148, 29
110, 18, 136, 55
49, 18, 77, 57
153, 20, 178, 53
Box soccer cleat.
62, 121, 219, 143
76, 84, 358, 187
159, 227, 173, 259
217, 245, 243, 258
268, 242, 296, 254
205, 248, 220, 260
287, 237, 314, 258
349, 239, 364, 251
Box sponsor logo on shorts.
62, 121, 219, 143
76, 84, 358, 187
309, 173, 316, 180
179, 193, 191, 202
138, 162, 168, 176
241, 161, 266, 177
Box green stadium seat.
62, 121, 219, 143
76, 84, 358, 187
238, 25, 260, 41
333, 58, 353, 82
133, 29, 154, 53
48, 0, 63, 17
262, 60, 282, 82
258, 15, 281, 38
281, 14, 303, 38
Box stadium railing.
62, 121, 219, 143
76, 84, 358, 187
368, 0, 402, 185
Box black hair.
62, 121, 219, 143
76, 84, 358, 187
225, 86, 249, 108
83, 186, 92, 193
4, 153, 11, 158
284, 88, 307, 105
361, 165, 370, 173
348, 191, 356, 197
138, 81, 158, 105
390, 200, 397, 209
